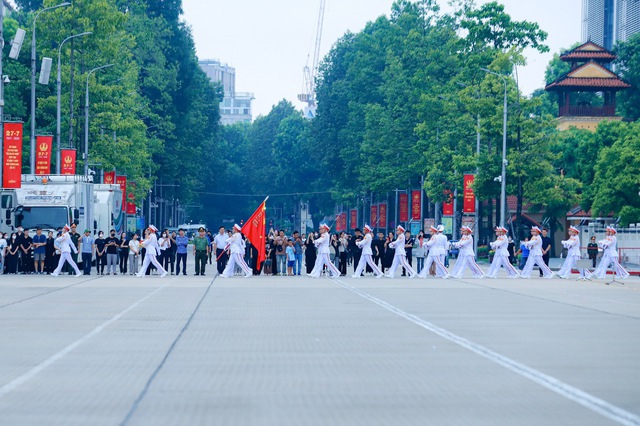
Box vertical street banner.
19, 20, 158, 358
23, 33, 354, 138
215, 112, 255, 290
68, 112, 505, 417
463, 174, 476, 213
443, 190, 454, 216
60, 149, 76, 175
350, 209, 358, 230
3, 123, 23, 188
370, 205, 378, 228
399, 193, 409, 222
126, 182, 136, 214
379, 203, 387, 228
116, 175, 127, 211
336, 212, 346, 232
35, 135, 52, 175
411, 190, 421, 221
104, 171, 115, 185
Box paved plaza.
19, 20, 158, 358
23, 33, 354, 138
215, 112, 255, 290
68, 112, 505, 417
0, 269, 639, 426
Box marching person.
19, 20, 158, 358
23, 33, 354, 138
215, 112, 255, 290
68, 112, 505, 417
593, 226, 630, 280
308, 224, 341, 278
557, 226, 582, 279
136, 225, 168, 278
221, 224, 253, 278
51, 225, 82, 277
417, 226, 449, 278
385, 225, 416, 278
486, 226, 520, 278
352, 224, 383, 278
520, 226, 555, 278
450, 226, 485, 279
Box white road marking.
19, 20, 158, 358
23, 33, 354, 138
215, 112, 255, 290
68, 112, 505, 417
334, 278, 640, 426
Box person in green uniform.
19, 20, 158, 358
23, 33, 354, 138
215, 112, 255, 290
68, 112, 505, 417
193, 227, 210, 276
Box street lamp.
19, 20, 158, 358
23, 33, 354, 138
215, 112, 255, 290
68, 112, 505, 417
481, 67, 508, 228
30, 1, 71, 174
84, 64, 114, 176
56, 31, 92, 174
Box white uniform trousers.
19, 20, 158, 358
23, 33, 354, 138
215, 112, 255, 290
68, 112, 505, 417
450, 255, 484, 278
386, 254, 416, 278
222, 253, 253, 277
308, 253, 340, 278
136, 253, 166, 277
593, 253, 630, 279
52, 252, 81, 276
520, 254, 554, 278
353, 254, 382, 277
418, 254, 448, 278
557, 255, 580, 278
486, 255, 519, 278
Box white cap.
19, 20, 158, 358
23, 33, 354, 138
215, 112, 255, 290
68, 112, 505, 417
397, 225, 405, 233
531, 226, 541, 233
149, 225, 158, 233
569, 226, 579, 233
437, 225, 444, 233
234, 223, 242, 231
320, 223, 330, 231
364, 224, 373, 233
63, 224, 70, 231
461, 226, 473, 233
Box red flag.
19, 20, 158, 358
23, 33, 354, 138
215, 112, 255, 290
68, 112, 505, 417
241, 198, 268, 266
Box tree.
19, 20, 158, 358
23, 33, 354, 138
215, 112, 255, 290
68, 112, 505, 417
615, 33, 640, 121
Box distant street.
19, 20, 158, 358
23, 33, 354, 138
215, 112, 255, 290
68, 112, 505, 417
0, 273, 639, 426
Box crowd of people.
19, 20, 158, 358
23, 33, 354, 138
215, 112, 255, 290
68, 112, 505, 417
0, 221, 630, 281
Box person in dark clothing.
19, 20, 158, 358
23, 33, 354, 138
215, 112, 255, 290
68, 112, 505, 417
119, 232, 129, 274
45, 231, 59, 274
587, 235, 599, 268
95, 232, 107, 275
402, 231, 414, 276
373, 232, 385, 271
5, 233, 20, 274
20, 229, 34, 274
383, 232, 395, 271
304, 234, 316, 274
104, 230, 120, 275
540, 228, 552, 277
352, 229, 364, 274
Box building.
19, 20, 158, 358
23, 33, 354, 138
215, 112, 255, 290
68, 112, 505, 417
582, 0, 640, 50
198, 59, 254, 125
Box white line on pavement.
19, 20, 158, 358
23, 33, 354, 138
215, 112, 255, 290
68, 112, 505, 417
0, 282, 170, 398
334, 278, 640, 426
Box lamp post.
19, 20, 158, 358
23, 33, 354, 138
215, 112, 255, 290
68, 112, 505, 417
84, 64, 114, 176
30, 1, 71, 174
56, 31, 91, 174
481, 68, 508, 228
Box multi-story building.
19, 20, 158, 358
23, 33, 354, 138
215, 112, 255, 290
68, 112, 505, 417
198, 59, 254, 125
583, 0, 640, 50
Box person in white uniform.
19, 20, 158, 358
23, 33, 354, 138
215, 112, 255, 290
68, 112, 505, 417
418, 226, 449, 278
136, 225, 167, 278
520, 226, 555, 278
308, 224, 341, 278
51, 224, 81, 277
593, 226, 630, 279
557, 226, 582, 279
386, 225, 416, 278
352, 224, 383, 278
486, 226, 520, 278
450, 226, 484, 279
221, 224, 253, 278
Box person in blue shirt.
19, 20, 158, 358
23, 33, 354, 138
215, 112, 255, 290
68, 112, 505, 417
80, 229, 95, 275
175, 228, 189, 276
286, 240, 295, 276
518, 237, 530, 270
32, 227, 47, 275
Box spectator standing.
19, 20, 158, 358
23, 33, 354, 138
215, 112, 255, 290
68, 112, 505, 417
264, 241, 273, 275
338, 232, 348, 275
104, 230, 120, 275
304, 233, 316, 274
32, 227, 47, 274
128, 234, 140, 275
95, 232, 107, 275
175, 229, 189, 275
383, 232, 395, 271
119, 232, 129, 274
0, 233, 6, 274
275, 230, 287, 276
45, 231, 58, 274
402, 231, 414, 276
540, 228, 552, 277
206, 231, 214, 265
332, 234, 341, 271
292, 231, 303, 276
80, 229, 95, 275
20, 229, 34, 274
373, 232, 385, 271
166, 231, 177, 274
213, 227, 229, 274
14, 227, 24, 273
193, 227, 210, 276
415, 230, 426, 274
158, 229, 170, 270
286, 240, 295, 276
587, 236, 599, 268
5, 233, 20, 274
518, 237, 530, 270
507, 236, 516, 265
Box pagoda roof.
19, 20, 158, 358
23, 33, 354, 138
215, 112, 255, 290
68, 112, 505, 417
545, 61, 631, 91
560, 41, 616, 63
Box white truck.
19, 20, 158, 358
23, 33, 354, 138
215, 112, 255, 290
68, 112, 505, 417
0, 175, 123, 236
93, 184, 125, 235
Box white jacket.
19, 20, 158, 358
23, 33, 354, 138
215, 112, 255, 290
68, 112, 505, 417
491, 235, 510, 256
314, 233, 331, 255
389, 233, 406, 256
229, 232, 246, 254
599, 236, 618, 258
356, 233, 373, 256
55, 233, 73, 254
455, 235, 475, 257
141, 233, 159, 256
562, 236, 581, 257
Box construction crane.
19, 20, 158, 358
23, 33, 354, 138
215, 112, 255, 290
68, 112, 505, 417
298, 0, 326, 119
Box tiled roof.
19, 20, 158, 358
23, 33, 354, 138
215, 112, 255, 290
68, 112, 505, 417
560, 52, 616, 62
546, 77, 631, 90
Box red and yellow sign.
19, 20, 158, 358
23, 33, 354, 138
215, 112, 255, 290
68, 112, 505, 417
399, 193, 408, 222
104, 171, 115, 184
370, 205, 378, 228
3, 123, 23, 188
35, 135, 52, 176
463, 174, 475, 213
379, 203, 387, 228
60, 149, 76, 175
335, 212, 346, 232
350, 209, 358, 230
443, 190, 454, 216
116, 175, 127, 211
411, 190, 421, 221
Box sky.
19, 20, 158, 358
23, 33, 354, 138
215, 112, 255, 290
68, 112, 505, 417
181, 0, 583, 119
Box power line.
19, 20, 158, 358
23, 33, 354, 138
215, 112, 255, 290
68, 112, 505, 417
193, 191, 332, 198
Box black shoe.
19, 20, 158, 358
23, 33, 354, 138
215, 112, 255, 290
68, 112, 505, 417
195, 273, 199, 276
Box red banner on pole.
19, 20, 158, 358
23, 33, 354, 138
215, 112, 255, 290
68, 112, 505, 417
335, 212, 346, 232
399, 193, 409, 222
370, 205, 378, 228
35, 135, 52, 176
116, 175, 127, 211
350, 209, 358, 230
3, 123, 23, 188
463, 174, 476, 213
126, 202, 137, 215
104, 171, 115, 185
443, 190, 454, 216
379, 203, 387, 228
60, 149, 76, 175
411, 190, 421, 221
